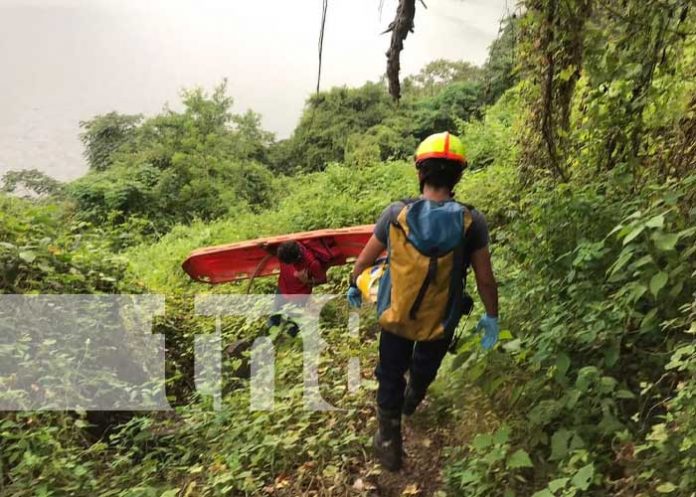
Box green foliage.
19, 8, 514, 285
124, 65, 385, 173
445, 425, 536, 496
68, 82, 277, 231
0, 195, 137, 293
1, 169, 64, 198
442, 175, 695, 497
276, 64, 490, 173
461, 87, 520, 170
80, 112, 142, 171
482, 16, 520, 104
0, 315, 375, 496
518, 0, 694, 182
436, 4, 696, 494
274, 82, 395, 173
344, 120, 418, 166
2, 3, 694, 495
410, 81, 484, 139
402, 59, 484, 99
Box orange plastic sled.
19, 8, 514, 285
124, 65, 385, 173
182, 225, 375, 284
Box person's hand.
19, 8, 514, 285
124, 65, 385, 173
477, 314, 499, 350
347, 284, 362, 308
294, 269, 310, 284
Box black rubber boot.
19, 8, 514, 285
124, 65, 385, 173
402, 385, 426, 416
373, 407, 403, 471
285, 320, 300, 338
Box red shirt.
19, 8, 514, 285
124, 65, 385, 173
278, 244, 327, 295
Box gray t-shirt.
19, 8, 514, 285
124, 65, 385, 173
373, 199, 489, 263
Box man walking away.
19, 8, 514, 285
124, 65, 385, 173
347, 132, 499, 471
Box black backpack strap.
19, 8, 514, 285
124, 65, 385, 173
409, 255, 438, 320
459, 203, 476, 284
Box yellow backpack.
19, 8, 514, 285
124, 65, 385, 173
377, 199, 473, 341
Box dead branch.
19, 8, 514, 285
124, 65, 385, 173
385, 0, 417, 100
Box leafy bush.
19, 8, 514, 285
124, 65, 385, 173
68, 83, 277, 231
440, 173, 695, 496
0, 195, 136, 294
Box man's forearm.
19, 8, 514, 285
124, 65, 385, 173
351, 235, 387, 283
477, 281, 498, 317
351, 259, 371, 283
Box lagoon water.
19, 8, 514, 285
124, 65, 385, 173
0, 0, 509, 181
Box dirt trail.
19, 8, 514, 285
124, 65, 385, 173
371, 413, 449, 497
356, 387, 496, 497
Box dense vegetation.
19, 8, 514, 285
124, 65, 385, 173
1, 1, 694, 496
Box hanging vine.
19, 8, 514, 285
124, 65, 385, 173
519, 0, 693, 183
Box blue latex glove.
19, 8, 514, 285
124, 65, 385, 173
347, 285, 362, 308
477, 314, 499, 350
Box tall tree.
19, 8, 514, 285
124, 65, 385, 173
79, 112, 142, 171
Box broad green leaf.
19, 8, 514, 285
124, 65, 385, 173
604, 345, 620, 367
507, 449, 533, 469
73, 465, 88, 476
483, 446, 507, 464
503, 338, 521, 352
455, 470, 478, 484
606, 223, 625, 238
647, 424, 668, 443
160, 490, 180, 497
641, 308, 659, 329
623, 224, 645, 245
599, 376, 617, 393
548, 478, 569, 492
555, 353, 571, 378
493, 425, 510, 445
531, 490, 554, 497
576, 366, 599, 390
616, 389, 636, 399
656, 482, 677, 493
550, 429, 572, 460
649, 272, 668, 297
632, 254, 653, 269
669, 280, 684, 297
608, 247, 634, 276
677, 226, 696, 238
652, 232, 679, 251
687, 322, 696, 335
472, 433, 493, 451
626, 282, 648, 303
571, 463, 594, 490
499, 329, 513, 340
625, 210, 643, 220
19, 250, 36, 263
645, 214, 664, 228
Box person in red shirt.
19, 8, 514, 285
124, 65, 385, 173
277, 241, 328, 295
269, 241, 328, 336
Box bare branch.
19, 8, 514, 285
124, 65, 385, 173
386, 0, 417, 100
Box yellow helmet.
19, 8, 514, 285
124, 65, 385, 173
415, 132, 467, 167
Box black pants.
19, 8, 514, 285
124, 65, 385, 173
375, 329, 452, 411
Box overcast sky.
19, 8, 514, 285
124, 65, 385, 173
0, 0, 512, 180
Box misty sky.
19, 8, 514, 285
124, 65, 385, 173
0, 0, 511, 180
